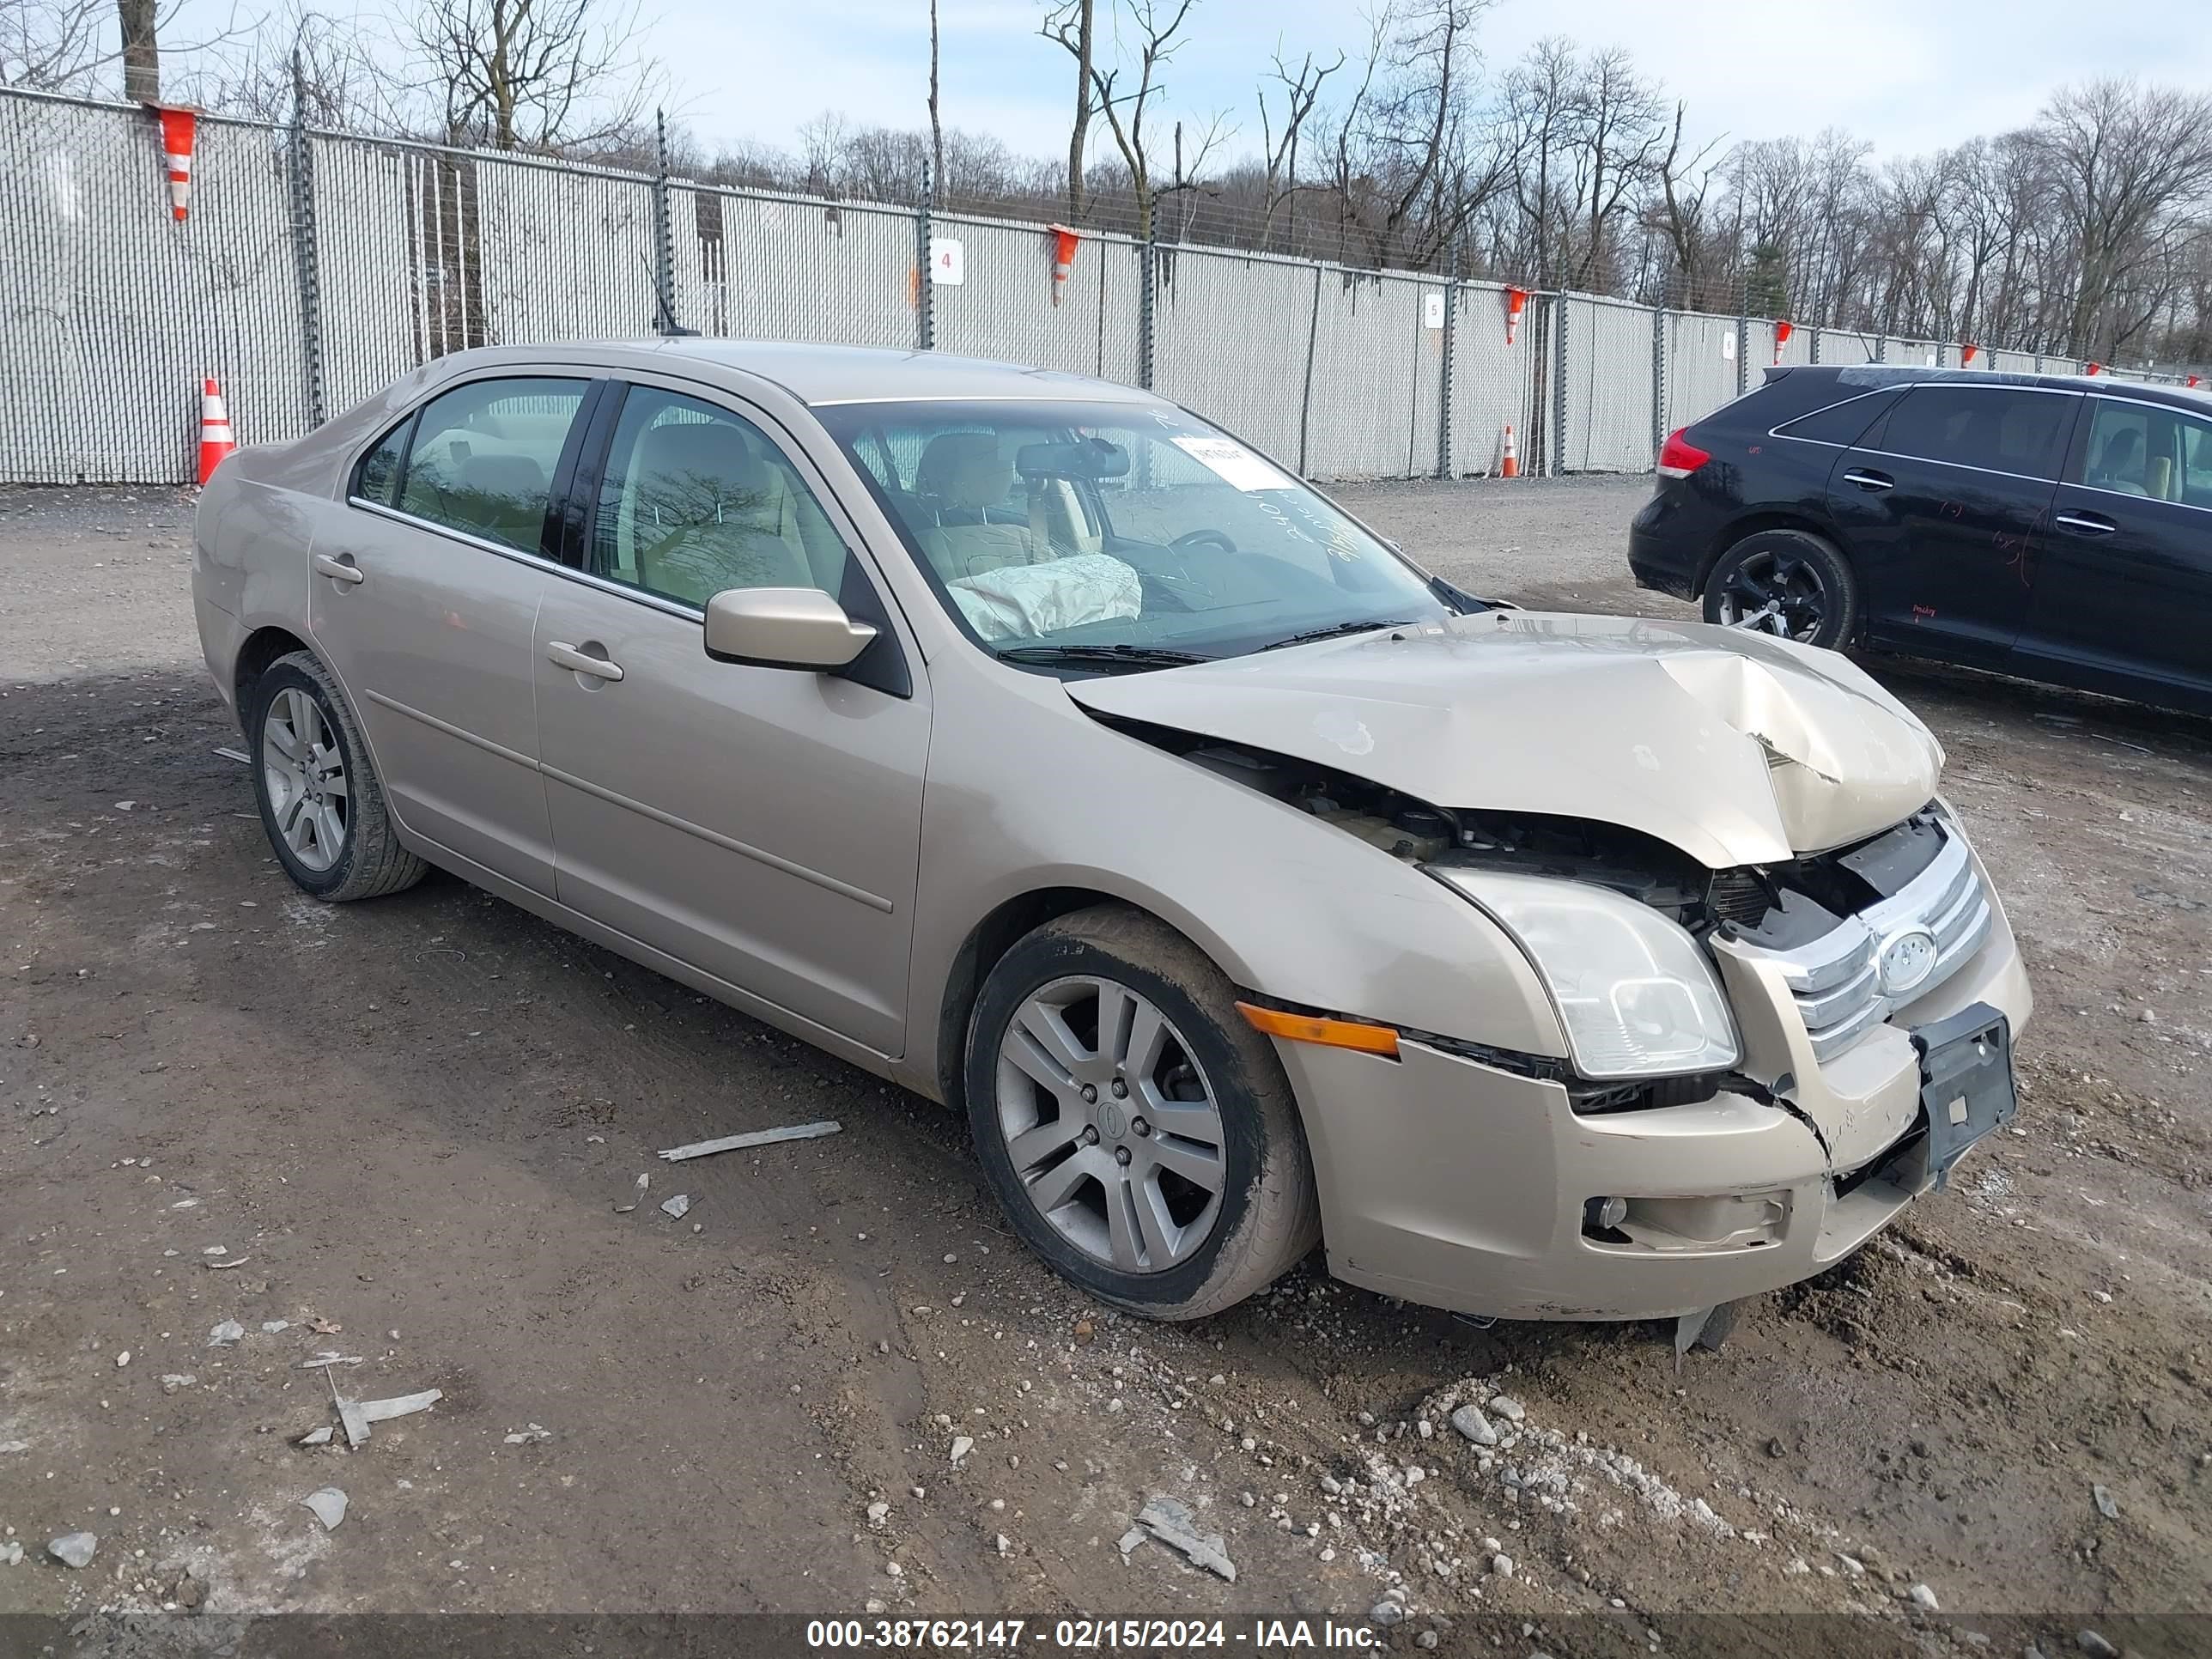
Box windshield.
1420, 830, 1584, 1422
815, 399, 1460, 667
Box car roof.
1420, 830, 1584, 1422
1776, 362, 2212, 412
418, 339, 1161, 410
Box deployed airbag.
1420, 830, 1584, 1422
950, 553, 1143, 642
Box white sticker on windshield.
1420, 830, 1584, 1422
1171, 434, 1296, 493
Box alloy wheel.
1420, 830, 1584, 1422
994, 976, 1228, 1274
1717, 548, 1830, 642
261, 686, 349, 872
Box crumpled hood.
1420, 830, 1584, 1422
1067, 610, 1945, 867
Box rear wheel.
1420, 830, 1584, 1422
248, 652, 427, 902
964, 907, 1320, 1320
1702, 529, 1858, 648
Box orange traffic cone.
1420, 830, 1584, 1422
197, 378, 235, 485
1048, 223, 1080, 307
1499, 423, 1519, 478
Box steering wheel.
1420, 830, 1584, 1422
1171, 528, 1238, 554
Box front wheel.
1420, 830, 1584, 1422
247, 651, 427, 902
963, 907, 1320, 1320
1702, 529, 1858, 648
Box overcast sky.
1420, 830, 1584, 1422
663, 0, 2209, 165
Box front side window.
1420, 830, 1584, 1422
388, 377, 586, 552
1874, 386, 2073, 480
817, 400, 1457, 665
591, 387, 850, 609
2082, 398, 2212, 506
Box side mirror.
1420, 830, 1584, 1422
703, 586, 877, 670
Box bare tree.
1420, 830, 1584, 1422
1, 0, 107, 88
1644, 100, 1725, 307
1046, 0, 1207, 241
926, 0, 943, 195
2024, 78, 2212, 357
411, 0, 666, 153
114, 0, 155, 98
1255, 44, 1340, 249
1039, 0, 1096, 220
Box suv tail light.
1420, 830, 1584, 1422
1656, 428, 1711, 479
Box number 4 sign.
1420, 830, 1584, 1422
927, 237, 964, 286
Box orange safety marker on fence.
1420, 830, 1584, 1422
1772, 319, 1792, 364
1504, 288, 1529, 346
1499, 424, 1519, 478
2085, 362, 2102, 376
1960, 343, 1978, 365
1048, 224, 1080, 307
155, 106, 198, 222
2190, 374, 2203, 389
197, 378, 235, 485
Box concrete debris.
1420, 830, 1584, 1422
206, 1321, 245, 1347
159, 1374, 196, 1394
502, 1423, 551, 1444
0, 1542, 21, 1565
615, 1173, 649, 1212
659, 1194, 692, 1219
1368, 1601, 1406, 1627
658, 1120, 842, 1161
359, 1389, 442, 1424
1486, 1395, 1525, 1423
1115, 1526, 1148, 1559
261, 1321, 291, 1334
205, 1255, 250, 1269
301, 1487, 349, 1530
994, 1533, 1009, 1556
2076, 1632, 2118, 1659
296, 1352, 364, 1370
866, 1501, 890, 1525
2091, 1484, 2119, 1520
950, 1435, 975, 1464
1491, 1553, 1515, 1577
114, 1350, 130, 1368
1130, 1495, 1237, 1583
296, 1426, 335, 1447
47, 1533, 97, 1569
1908, 1583, 1940, 1611
336, 1395, 373, 1449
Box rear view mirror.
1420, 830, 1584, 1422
703, 587, 877, 671
1015, 437, 1129, 482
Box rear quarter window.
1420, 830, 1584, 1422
1772, 389, 1903, 447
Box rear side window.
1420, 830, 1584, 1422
1871, 386, 2074, 481
352, 416, 411, 507
385, 377, 588, 553
1773, 389, 1900, 447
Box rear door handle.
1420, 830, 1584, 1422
546, 641, 624, 681
312, 553, 365, 584
2055, 512, 2115, 537
1842, 468, 1894, 492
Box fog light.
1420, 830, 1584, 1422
1584, 1195, 1629, 1233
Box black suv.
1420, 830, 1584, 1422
1628, 365, 2212, 715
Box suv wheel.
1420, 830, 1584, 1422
1703, 529, 1858, 648
248, 651, 428, 902
964, 907, 1321, 1320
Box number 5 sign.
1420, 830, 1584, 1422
927, 237, 965, 286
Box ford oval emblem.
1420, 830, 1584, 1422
1877, 926, 1940, 998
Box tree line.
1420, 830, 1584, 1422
5, 0, 2208, 366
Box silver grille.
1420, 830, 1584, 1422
1728, 823, 1993, 1065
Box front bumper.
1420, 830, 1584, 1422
1272, 862, 2032, 1322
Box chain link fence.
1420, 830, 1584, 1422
1, 85, 2194, 487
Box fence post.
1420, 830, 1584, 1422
1551, 293, 1570, 477
1138, 201, 1158, 391
1808, 325, 1822, 365
651, 109, 680, 335
1434, 252, 1456, 480
1297, 264, 1322, 476
1735, 295, 1750, 398
1650, 305, 1667, 457
286, 52, 325, 428
915, 163, 936, 351
1875, 335, 1887, 364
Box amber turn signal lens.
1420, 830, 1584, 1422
1234, 1001, 1400, 1058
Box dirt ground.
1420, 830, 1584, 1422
3, 479, 2208, 1653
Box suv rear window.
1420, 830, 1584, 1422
1773, 389, 1902, 447
1869, 385, 2075, 481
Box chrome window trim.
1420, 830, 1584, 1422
1766, 380, 2079, 479
2070, 395, 2212, 516
2062, 481, 2212, 518
1765, 388, 1901, 447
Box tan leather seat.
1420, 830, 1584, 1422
915, 432, 1040, 580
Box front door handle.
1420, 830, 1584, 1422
2055, 512, 2115, 537
1842, 468, 1894, 492
312, 553, 365, 585
546, 641, 624, 681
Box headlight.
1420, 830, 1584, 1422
1431, 869, 1741, 1079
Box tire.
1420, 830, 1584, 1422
1702, 528, 1859, 649
246, 651, 427, 902
964, 906, 1321, 1321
